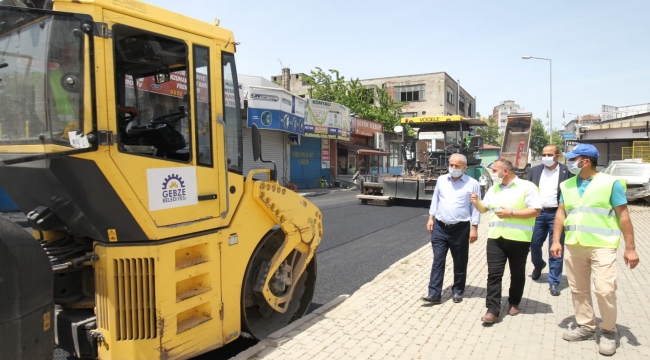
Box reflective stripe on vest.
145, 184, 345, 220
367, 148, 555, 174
560, 174, 625, 249
565, 206, 616, 217
487, 179, 538, 242
489, 222, 534, 232
563, 225, 621, 236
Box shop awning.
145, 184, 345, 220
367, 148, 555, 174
338, 142, 390, 156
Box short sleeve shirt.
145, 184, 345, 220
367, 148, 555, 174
482, 177, 542, 210
559, 177, 627, 207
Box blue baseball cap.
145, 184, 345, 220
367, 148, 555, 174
563, 143, 599, 159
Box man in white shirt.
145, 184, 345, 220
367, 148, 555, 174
528, 145, 573, 296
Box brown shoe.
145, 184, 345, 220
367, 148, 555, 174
481, 312, 498, 323
508, 304, 520, 316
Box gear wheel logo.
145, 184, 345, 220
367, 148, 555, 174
162, 174, 185, 190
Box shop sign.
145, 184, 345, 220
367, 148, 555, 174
247, 86, 306, 135
351, 117, 383, 137
125, 72, 208, 102
304, 99, 351, 140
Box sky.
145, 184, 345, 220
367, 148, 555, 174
149, 0, 650, 130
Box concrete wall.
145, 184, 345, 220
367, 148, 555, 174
358, 73, 474, 118
269, 71, 477, 121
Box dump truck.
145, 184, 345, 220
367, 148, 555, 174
356, 115, 493, 205
0, 1, 322, 359
500, 112, 534, 179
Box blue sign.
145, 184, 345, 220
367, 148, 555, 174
563, 132, 576, 140
247, 108, 304, 135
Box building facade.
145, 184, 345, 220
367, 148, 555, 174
493, 100, 524, 133
271, 71, 476, 119
568, 112, 650, 167
601, 103, 650, 121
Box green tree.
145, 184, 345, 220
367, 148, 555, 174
530, 118, 550, 155
476, 117, 501, 146
551, 130, 564, 150
302, 68, 404, 131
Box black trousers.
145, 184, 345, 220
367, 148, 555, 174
486, 237, 530, 316
428, 219, 470, 297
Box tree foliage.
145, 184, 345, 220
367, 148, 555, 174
530, 118, 550, 156
302, 68, 405, 133
476, 117, 501, 146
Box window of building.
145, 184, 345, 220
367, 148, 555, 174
446, 86, 454, 105
394, 84, 425, 102
390, 141, 401, 167
363, 87, 375, 104
467, 103, 473, 117
459, 95, 465, 113
501, 119, 506, 124
632, 128, 645, 133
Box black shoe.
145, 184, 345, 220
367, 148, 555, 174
453, 293, 463, 303
550, 284, 560, 296
531, 261, 547, 280
421, 295, 441, 304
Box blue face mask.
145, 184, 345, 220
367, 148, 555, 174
449, 167, 463, 178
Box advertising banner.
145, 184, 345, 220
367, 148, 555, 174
246, 86, 306, 135
125, 72, 208, 102
352, 117, 383, 137
304, 99, 351, 140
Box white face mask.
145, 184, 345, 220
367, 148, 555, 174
448, 167, 463, 178
541, 156, 556, 167
568, 159, 585, 175
491, 170, 504, 185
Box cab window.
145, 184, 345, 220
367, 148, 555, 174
112, 25, 191, 162
222, 52, 242, 173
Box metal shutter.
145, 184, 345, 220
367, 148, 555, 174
243, 126, 287, 183
290, 137, 322, 189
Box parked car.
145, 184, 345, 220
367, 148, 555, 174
603, 159, 650, 202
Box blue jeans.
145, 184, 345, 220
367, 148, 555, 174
530, 210, 565, 285
428, 219, 470, 297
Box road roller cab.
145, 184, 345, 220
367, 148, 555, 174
0, 1, 322, 359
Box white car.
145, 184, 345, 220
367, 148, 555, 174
603, 159, 650, 202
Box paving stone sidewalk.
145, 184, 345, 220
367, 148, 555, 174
235, 205, 650, 360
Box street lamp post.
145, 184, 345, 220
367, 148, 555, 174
522, 56, 552, 144
394, 125, 405, 174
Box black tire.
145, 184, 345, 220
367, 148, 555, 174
241, 230, 316, 340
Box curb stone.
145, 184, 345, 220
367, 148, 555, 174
230, 294, 349, 360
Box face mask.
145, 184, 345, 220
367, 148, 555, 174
491, 170, 504, 185
449, 167, 463, 178
541, 156, 556, 167
568, 159, 585, 175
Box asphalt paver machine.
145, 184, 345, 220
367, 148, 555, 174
357, 115, 492, 205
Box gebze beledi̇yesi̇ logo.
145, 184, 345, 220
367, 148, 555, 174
161, 174, 187, 203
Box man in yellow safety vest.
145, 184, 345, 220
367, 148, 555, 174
550, 143, 639, 356
470, 158, 541, 324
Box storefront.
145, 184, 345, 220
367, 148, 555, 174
289, 136, 323, 189
293, 99, 351, 188
337, 118, 389, 175
245, 86, 306, 184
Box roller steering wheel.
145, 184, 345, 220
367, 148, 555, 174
151, 110, 188, 126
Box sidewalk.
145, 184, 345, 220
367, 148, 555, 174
235, 205, 650, 360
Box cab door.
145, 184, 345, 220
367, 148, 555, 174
102, 11, 222, 229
